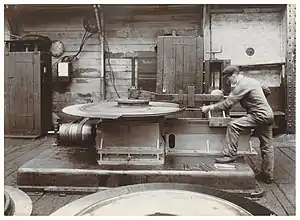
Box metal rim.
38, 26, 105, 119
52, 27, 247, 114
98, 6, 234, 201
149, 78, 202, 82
4, 192, 14, 216
51, 183, 276, 216
62, 101, 182, 119
4, 186, 33, 216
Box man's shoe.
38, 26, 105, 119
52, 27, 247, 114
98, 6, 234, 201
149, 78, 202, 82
215, 156, 237, 163
255, 172, 273, 184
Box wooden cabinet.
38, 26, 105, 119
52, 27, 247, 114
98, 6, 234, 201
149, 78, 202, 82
4, 51, 52, 138
156, 36, 204, 94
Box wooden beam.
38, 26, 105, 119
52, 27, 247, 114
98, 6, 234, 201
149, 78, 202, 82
128, 89, 223, 102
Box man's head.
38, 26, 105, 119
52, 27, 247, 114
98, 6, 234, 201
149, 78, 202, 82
222, 65, 240, 85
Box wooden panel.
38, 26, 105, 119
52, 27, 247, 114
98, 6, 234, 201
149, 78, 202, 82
157, 36, 202, 94
196, 37, 204, 94
4, 52, 39, 136
174, 37, 184, 92
33, 53, 41, 135
156, 37, 164, 93
163, 37, 175, 93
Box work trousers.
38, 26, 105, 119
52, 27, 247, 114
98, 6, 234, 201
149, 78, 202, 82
224, 114, 274, 179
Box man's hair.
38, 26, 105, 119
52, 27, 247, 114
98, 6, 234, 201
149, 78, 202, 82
222, 65, 240, 77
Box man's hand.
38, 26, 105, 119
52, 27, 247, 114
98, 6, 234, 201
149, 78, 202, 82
201, 105, 212, 114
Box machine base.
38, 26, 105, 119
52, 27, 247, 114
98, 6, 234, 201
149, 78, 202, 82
17, 146, 263, 197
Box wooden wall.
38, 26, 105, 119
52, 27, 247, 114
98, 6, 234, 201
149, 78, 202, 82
20, 9, 103, 120
104, 5, 202, 98
18, 5, 202, 120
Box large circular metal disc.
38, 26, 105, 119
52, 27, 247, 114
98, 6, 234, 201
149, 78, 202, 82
4, 186, 33, 216
62, 100, 182, 119
51, 183, 276, 216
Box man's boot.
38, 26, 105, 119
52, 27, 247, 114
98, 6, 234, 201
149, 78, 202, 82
255, 172, 273, 184
215, 155, 237, 163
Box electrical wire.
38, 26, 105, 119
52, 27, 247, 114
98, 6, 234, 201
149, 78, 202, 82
53, 14, 120, 99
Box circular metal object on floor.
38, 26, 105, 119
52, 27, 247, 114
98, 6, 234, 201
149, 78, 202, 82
51, 183, 276, 216
4, 186, 32, 216
62, 99, 182, 119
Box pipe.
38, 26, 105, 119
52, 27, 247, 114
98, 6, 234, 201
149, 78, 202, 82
94, 5, 106, 100
209, 5, 212, 60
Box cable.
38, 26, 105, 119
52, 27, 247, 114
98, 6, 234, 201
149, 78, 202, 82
4, 32, 21, 39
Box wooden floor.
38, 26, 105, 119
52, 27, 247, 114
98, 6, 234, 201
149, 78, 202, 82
4, 135, 296, 216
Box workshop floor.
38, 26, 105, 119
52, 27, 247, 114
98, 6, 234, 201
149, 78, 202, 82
4, 135, 296, 216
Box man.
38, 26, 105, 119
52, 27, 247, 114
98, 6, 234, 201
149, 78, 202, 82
201, 65, 274, 184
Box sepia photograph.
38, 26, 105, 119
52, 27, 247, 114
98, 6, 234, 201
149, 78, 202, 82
3, 2, 296, 216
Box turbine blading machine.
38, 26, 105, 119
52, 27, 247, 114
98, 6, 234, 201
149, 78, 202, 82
17, 92, 261, 196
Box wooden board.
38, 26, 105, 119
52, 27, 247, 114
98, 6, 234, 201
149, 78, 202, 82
157, 36, 204, 94
278, 184, 296, 208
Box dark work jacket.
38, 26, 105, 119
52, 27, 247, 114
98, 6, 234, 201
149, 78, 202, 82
212, 76, 274, 124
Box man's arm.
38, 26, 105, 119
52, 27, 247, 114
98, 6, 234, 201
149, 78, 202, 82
210, 83, 250, 111
261, 84, 271, 97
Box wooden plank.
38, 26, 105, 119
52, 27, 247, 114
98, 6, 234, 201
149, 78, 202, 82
32, 193, 74, 216
163, 37, 175, 93
188, 37, 197, 89
182, 37, 192, 92
33, 53, 41, 135
187, 85, 195, 107
257, 184, 287, 216
278, 147, 295, 162
4, 138, 34, 155
4, 137, 48, 162
196, 36, 204, 94
4, 54, 9, 134
278, 184, 296, 208
273, 148, 295, 183
269, 183, 295, 215
174, 37, 184, 92
156, 36, 164, 93
5, 139, 51, 178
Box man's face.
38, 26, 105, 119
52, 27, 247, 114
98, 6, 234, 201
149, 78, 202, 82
226, 73, 238, 85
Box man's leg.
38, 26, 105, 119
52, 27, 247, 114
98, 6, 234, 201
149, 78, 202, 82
216, 114, 258, 163
256, 124, 274, 182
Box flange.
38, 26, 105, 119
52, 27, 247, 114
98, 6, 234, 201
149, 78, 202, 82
4, 186, 32, 216
51, 183, 276, 216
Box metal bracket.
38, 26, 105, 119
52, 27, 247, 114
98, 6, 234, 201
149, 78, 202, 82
206, 47, 223, 60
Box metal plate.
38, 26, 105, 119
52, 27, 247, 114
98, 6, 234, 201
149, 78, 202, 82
4, 186, 33, 216
62, 100, 182, 119
51, 183, 276, 216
